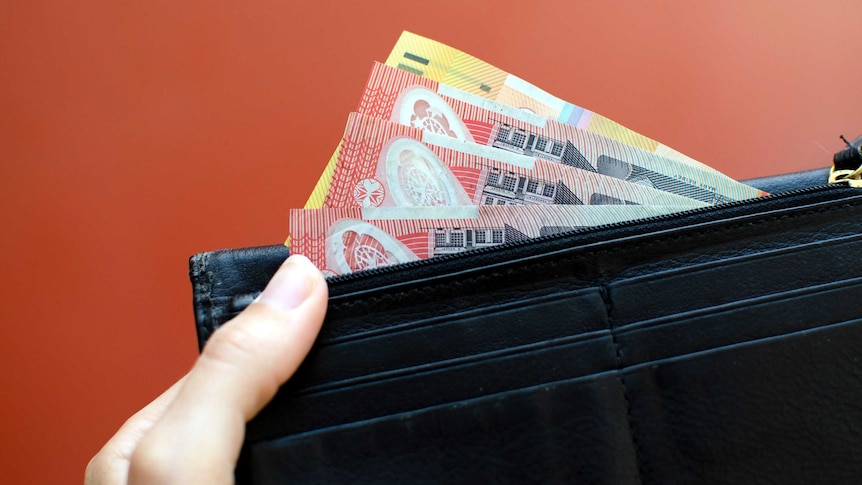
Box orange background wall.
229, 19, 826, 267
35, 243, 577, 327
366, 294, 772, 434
2, 1, 861, 482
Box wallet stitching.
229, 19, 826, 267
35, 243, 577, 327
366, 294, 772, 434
328, 201, 858, 313
603, 283, 647, 484
189, 252, 215, 347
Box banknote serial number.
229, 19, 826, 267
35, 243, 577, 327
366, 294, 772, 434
673, 174, 716, 193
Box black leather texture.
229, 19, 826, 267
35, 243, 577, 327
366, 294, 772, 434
190, 167, 862, 484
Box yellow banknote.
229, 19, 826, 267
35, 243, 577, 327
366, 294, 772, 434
385, 31, 710, 171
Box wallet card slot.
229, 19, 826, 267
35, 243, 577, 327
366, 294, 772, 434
611, 232, 862, 289
317, 268, 588, 343
283, 289, 608, 391
614, 275, 862, 366
319, 287, 605, 345
297, 328, 611, 395
247, 330, 619, 441
610, 232, 862, 327
243, 372, 639, 485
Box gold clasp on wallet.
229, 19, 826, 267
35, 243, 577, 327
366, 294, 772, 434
829, 134, 862, 187
828, 166, 862, 186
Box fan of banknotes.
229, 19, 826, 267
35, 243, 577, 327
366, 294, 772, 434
289, 32, 766, 277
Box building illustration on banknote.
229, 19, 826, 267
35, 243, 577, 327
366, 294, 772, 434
490, 121, 730, 204
430, 223, 578, 256
324, 217, 582, 274
476, 166, 631, 206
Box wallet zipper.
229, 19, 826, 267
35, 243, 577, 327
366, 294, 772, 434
326, 182, 859, 287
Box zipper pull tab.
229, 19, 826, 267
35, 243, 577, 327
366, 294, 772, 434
829, 133, 862, 186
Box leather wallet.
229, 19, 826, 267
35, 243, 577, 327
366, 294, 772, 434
190, 166, 862, 484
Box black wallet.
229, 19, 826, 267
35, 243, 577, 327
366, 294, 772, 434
191, 166, 862, 484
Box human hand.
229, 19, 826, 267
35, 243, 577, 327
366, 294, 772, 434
85, 255, 328, 484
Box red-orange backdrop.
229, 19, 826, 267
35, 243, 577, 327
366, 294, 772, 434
2, 1, 861, 482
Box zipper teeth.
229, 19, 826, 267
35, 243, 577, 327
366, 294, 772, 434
326, 183, 852, 285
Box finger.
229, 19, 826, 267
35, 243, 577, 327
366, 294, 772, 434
85, 376, 186, 484
128, 254, 328, 484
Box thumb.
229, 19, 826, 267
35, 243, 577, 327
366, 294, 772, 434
129, 254, 328, 484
